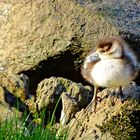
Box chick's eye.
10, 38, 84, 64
100, 50, 106, 53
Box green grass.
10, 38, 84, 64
0, 113, 67, 140
0, 97, 67, 140
0, 119, 64, 140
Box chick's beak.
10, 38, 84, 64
89, 53, 100, 62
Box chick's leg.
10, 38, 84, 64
118, 86, 125, 102
93, 86, 98, 113
111, 86, 124, 105
85, 86, 99, 113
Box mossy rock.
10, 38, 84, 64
34, 77, 93, 124
100, 99, 140, 140
66, 85, 140, 140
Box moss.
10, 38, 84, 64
57, 78, 80, 98
100, 99, 140, 140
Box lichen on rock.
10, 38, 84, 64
100, 99, 140, 140
35, 77, 92, 124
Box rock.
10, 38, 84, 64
0, 73, 33, 124
0, 86, 30, 136
60, 92, 79, 125
0, 86, 16, 122
0, 103, 18, 123
0, 73, 29, 102
35, 77, 92, 123
82, 0, 140, 39
0, 85, 23, 123
65, 83, 140, 140
0, 0, 120, 74
0, 73, 140, 139
0, 86, 5, 103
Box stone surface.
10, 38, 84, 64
0, 73, 29, 101
0, 103, 16, 122
77, 0, 140, 39
0, 73, 140, 139
35, 77, 92, 123
0, 73, 32, 123
60, 92, 79, 125
0, 0, 120, 74
0, 84, 24, 124
66, 84, 140, 140
0, 74, 92, 125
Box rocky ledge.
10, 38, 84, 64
0, 72, 140, 139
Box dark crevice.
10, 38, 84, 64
19, 50, 87, 94
19, 49, 88, 124
19, 47, 90, 123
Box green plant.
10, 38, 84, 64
0, 97, 67, 140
